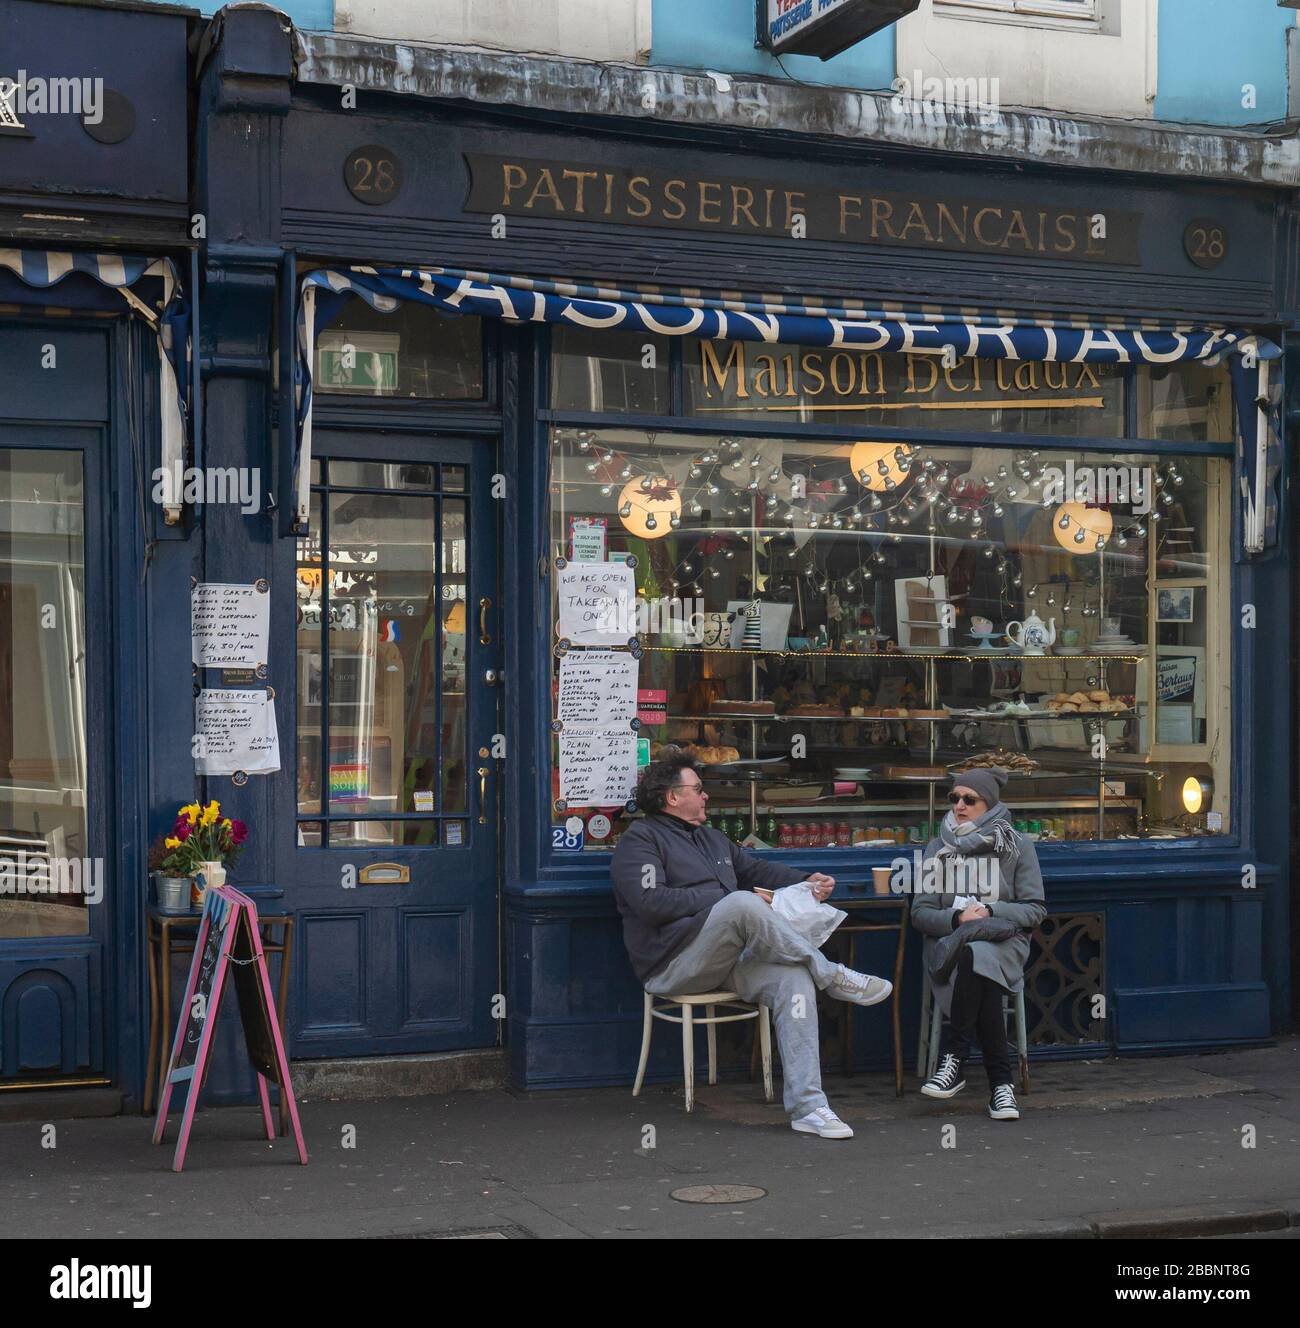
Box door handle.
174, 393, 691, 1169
479, 597, 492, 645
477, 765, 490, 824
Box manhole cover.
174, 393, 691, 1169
670, 1184, 767, 1204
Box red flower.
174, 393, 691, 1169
173, 819, 193, 841
229, 820, 248, 845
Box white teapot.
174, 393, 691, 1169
1005, 611, 1057, 655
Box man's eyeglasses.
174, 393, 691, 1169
671, 780, 704, 794
948, 792, 982, 807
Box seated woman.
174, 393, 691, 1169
910, 768, 1046, 1120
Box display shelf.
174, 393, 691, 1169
662, 709, 1141, 723
643, 645, 1146, 662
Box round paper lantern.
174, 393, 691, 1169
1052, 503, 1113, 554
849, 441, 913, 492
618, 477, 682, 539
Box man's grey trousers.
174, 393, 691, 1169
644, 891, 841, 1118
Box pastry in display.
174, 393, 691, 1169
710, 699, 775, 714
949, 750, 1039, 774
788, 703, 845, 716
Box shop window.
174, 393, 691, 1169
313, 300, 483, 399
682, 339, 1126, 436
1136, 360, 1233, 443
551, 325, 670, 414
0, 450, 89, 937
546, 421, 1231, 852
296, 459, 468, 847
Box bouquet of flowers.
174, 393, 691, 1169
159, 800, 248, 877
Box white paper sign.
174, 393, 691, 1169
191, 582, 270, 668
558, 651, 639, 727
557, 561, 636, 645
194, 688, 281, 775
559, 731, 638, 807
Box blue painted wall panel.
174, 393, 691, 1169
1155, 0, 1292, 126
652, 0, 895, 87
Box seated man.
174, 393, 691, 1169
611, 749, 892, 1139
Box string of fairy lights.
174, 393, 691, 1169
561, 428, 1195, 618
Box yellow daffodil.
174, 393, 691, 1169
179, 803, 200, 824
164, 836, 181, 849
221, 818, 232, 830
200, 801, 220, 827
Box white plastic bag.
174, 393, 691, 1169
769, 881, 847, 949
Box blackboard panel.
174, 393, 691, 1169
177, 911, 226, 1071
232, 914, 278, 1081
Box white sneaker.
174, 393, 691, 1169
791, 1107, 854, 1139
825, 964, 893, 1007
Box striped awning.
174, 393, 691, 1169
0, 250, 189, 521
293, 265, 1281, 545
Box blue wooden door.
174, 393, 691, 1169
0, 425, 110, 1082
282, 434, 501, 1056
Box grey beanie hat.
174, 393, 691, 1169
949, 766, 1009, 807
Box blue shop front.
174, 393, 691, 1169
177, 6, 1296, 1102
0, 0, 196, 1096
11, 4, 1293, 1109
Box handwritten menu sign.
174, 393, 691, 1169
558, 651, 638, 727
559, 731, 638, 807
557, 561, 636, 645
191, 582, 270, 669
195, 689, 281, 775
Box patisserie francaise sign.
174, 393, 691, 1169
463, 153, 1141, 264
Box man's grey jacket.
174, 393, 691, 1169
610, 813, 806, 983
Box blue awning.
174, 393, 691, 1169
294, 265, 1281, 547
0, 249, 190, 521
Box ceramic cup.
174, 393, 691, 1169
970, 615, 993, 635
1060, 628, 1080, 647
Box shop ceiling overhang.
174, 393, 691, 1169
292, 264, 1280, 553
0, 248, 190, 523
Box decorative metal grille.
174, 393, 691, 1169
1023, 912, 1105, 1045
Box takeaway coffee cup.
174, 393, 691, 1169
872, 866, 893, 895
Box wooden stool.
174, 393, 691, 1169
633, 990, 773, 1113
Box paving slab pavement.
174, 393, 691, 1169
0, 1040, 1296, 1240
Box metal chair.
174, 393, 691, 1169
917, 969, 1030, 1094
633, 990, 773, 1113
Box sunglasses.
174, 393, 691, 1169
948, 793, 983, 807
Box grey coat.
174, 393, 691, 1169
910, 829, 1047, 1017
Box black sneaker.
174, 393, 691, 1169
920, 1053, 966, 1099
988, 1083, 1020, 1120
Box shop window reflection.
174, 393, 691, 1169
295, 459, 469, 847
547, 427, 1230, 851
0, 451, 89, 937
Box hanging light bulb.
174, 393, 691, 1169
670, 514, 681, 529
836, 478, 848, 493
689, 465, 702, 479
832, 517, 843, 529
1095, 535, 1106, 551
689, 500, 703, 515
992, 503, 1004, 518
970, 512, 983, 529
708, 566, 720, 578
707, 482, 720, 495
1027, 585, 1037, 598
645, 513, 657, 531
1012, 574, 1023, 587
1058, 512, 1070, 529
600, 484, 613, 497
619, 502, 632, 517
771, 469, 783, 483
870, 494, 883, 510
1046, 591, 1056, 605
1073, 527, 1086, 544
850, 509, 864, 523
945, 506, 959, 521
620, 466, 633, 479
1116, 532, 1127, 548
1149, 509, 1161, 522
983, 545, 995, 559
723, 548, 735, 559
